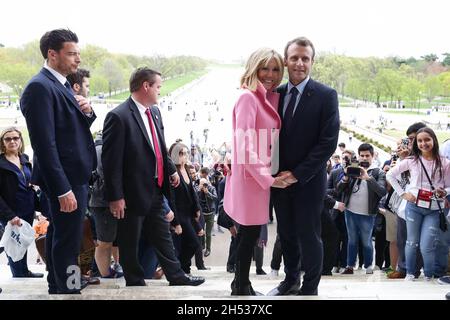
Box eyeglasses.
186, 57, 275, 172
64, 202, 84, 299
3, 137, 20, 143
179, 151, 189, 156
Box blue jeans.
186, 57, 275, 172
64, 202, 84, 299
405, 202, 440, 277
345, 210, 376, 268
435, 210, 450, 277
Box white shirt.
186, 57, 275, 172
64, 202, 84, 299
282, 77, 310, 117
131, 97, 161, 177
43, 61, 67, 86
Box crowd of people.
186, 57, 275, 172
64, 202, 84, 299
0, 28, 449, 301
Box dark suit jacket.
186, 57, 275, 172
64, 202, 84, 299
20, 68, 96, 198
0, 154, 33, 222
102, 98, 176, 215
276, 79, 340, 190
327, 167, 344, 199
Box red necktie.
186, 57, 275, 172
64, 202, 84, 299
145, 108, 164, 187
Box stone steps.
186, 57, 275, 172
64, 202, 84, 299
1, 265, 448, 300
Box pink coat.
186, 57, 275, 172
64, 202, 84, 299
224, 83, 281, 226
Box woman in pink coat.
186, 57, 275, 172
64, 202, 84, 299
224, 48, 291, 295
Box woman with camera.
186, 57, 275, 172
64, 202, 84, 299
0, 127, 43, 278
387, 127, 450, 281
223, 48, 291, 295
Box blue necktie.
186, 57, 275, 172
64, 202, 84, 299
64, 81, 73, 94
283, 87, 298, 130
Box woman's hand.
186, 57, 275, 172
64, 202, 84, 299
174, 224, 182, 235
434, 187, 447, 199
402, 192, 416, 203
272, 175, 293, 188
9, 216, 21, 226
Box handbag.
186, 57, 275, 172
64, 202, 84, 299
418, 157, 447, 232
217, 199, 234, 229
0, 220, 35, 262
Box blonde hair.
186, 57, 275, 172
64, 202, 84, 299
0, 127, 25, 155
240, 48, 284, 91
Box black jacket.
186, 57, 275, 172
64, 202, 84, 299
337, 167, 387, 215
102, 98, 177, 215
0, 154, 33, 222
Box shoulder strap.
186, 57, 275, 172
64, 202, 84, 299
418, 157, 434, 191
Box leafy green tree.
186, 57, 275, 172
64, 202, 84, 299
424, 76, 441, 102
0, 62, 39, 96
82, 45, 110, 70
421, 54, 439, 62
402, 78, 423, 111
442, 53, 450, 67
438, 71, 450, 97
99, 59, 125, 96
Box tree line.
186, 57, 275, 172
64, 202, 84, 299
313, 53, 450, 108
0, 41, 208, 98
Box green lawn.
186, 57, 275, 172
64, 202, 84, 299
108, 70, 208, 101
384, 129, 450, 144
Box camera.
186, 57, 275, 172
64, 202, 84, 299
391, 153, 399, 162
401, 137, 409, 148
345, 157, 369, 177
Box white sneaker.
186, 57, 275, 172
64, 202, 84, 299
332, 267, 340, 273
270, 269, 279, 277
424, 276, 432, 282
404, 274, 416, 281
365, 266, 373, 274
373, 265, 380, 271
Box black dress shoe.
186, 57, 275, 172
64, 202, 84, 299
169, 275, 205, 286
267, 279, 300, 296
231, 284, 264, 296
446, 292, 450, 300
126, 280, 147, 286
298, 288, 318, 296
197, 266, 211, 270
18, 271, 44, 278
256, 269, 267, 275
226, 265, 235, 273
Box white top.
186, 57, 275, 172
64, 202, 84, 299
347, 179, 370, 216
131, 97, 160, 176
386, 156, 450, 210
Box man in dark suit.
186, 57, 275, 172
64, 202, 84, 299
20, 29, 96, 294
269, 37, 340, 296
102, 67, 204, 287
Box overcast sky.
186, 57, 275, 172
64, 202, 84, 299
1, 0, 449, 61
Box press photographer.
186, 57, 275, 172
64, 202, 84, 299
337, 143, 387, 274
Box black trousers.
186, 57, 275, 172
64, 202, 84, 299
46, 185, 87, 294
194, 236, 206, 268
177, 215, 201, 274
270, 234, 283, 270
273, 186, 323, 293
321, 209, 339, 273
117, 190, 184, 286
333, 212, 348, 268
227, 235, 238, 268
233, 225, 261, 289
253, 245, 263, 270
375, 214, 390, 269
